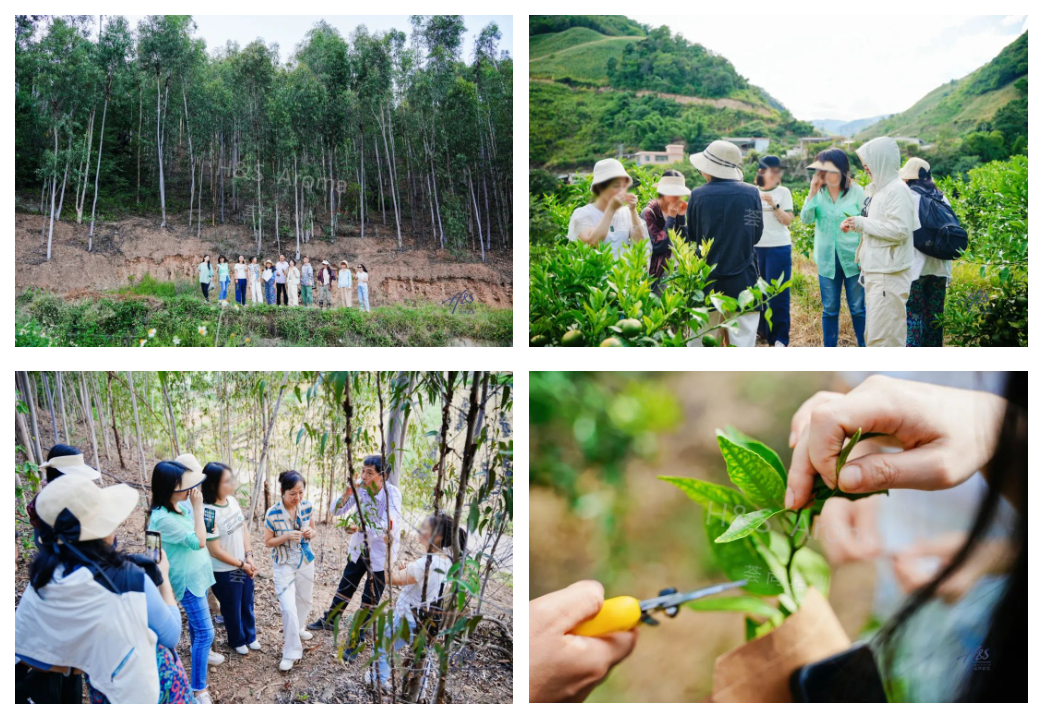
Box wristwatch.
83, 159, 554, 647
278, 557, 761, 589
772, 203, 780, 210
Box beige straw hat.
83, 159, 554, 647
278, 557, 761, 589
590, 158, 632, 192
899, 157, 931, 181
652, 175, 689, 197
39, 453, 101, 481
173, 454, 206, 491
807, 159, 842, 174
36, 475, 139, 541
690, 140, 744, 180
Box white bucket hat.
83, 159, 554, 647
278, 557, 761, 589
590, 158, 632, 192
652, 175, 690, 197
36, 474, 139, 541
173, 453, 206, 491
39, 453, 101, 481
899, 157, 931, 181
690, 140, 744, 180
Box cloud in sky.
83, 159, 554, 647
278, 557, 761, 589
108, 15, 512, 64
630, 15, 1026, 121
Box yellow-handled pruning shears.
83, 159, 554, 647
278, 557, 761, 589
572, 579, 748, 637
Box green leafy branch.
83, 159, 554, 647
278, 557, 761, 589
659, 427, 885, 639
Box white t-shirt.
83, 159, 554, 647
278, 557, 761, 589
395, 554, 452, 618
756, 186, 793, 248
233, 263, 247, 279
567, 204, 650, 264
204, 500, 247, 572
357, 271, 369, 285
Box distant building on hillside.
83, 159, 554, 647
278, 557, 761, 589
632, 143, 686, 166
720, 136, 770, 156
789, 136, 836, 158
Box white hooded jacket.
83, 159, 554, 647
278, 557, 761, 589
852, 137, 917, 274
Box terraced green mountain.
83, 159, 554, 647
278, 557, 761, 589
529, 15, 816, 169
858, 31, 1027, 141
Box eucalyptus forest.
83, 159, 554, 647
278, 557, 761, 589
16, 15, 513, 259
15, 371, 513, 703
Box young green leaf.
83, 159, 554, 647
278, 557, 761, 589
659, 475, 748, 522
705, 512, 782, 596
715, 508, 786, 543
716, 434, 787, 508
687, 595, 784, 620
718, 426, 787, 482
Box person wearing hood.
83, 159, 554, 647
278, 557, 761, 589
567, 158, 650, 264
641, 171, 689, 294
901, 157, 952, 346
800, 149, 866, 347
685, 140, 763, 347
841, 137, 916, 347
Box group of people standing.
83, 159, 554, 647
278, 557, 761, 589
569, 135, 958, 347
197, 255, 371, 312
15, 445, 461, 703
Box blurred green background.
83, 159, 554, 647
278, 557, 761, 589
530, 371, 875, 702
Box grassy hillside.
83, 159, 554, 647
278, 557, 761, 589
530, 14, 645, 38
859, 31, 1026, 140
529, 16, 818, 168
530, 27, 643, 85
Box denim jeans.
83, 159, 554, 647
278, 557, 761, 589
219, 277, 230, 302
180, 589, 214, 692
211, 569, 257, 649
265, 280, 276, 305
755, 245, 791, 346
818, 254, 866, 347
235, 279, 247, 306
357, 284, 370, 312
376, 613, 417, 682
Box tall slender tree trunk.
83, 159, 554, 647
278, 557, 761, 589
160, 374, 180, 456
469, 169, 486, 262
56, 371, 71, 443
42, 371, 58, 444
136, 79, 142, 205
88, 79, 111, 252
46, 117, 60, 260
56, 131, 72, 221
75, 109, 95, 223
79, 374, 101, 472
126, 372, 148, 487
156, 72, 168, 228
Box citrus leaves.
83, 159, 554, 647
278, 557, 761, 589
687, 595, 783, 621
716, 432, 786, 508
657, 476, 747, 522
715, 508, 786, 543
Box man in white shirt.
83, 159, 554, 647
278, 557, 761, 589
307, 454, 403, 656
275, 254, 289, 306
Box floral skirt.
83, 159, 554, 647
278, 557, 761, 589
86, 645, 196, 704
906, 274, 947, 347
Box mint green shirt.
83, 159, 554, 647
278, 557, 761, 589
148, 502, 215, 601
218, 262, 230, 282
799, 183, 865, 279
198, 262, 212, 284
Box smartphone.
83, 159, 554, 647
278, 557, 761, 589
790, 643, 887, 702
145, 530, 162, 563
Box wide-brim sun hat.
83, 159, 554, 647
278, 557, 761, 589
322, 260, 330, 265
899, 156, 931, 181
173, 453, 206, 491
652, 175, 689, 197
340, 260, 349, 266
590, 158, 632, 192
39, 453, 101, 481
36, 474, 139, 542
807, 160, 842, 174
690, 140, 744, 180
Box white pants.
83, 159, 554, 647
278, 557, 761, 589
863, 269, 912, 347
288, 285, 299, 307
250, 280, 264, 305
272, 560, 315, 660
688, 311, 759, 347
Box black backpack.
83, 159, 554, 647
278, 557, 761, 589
909, 182, 967, 260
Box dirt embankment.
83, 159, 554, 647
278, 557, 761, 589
16, 214, 513, 308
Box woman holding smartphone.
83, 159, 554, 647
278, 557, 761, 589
16, 475, 193, 703
799, 148, 866, 347
201, 462, 260, 657
567, 158, 649, 264
148, 454, 220, 704
263, 471, 316, 672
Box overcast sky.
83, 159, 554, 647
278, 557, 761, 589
631, 15, 1027, 121
107, 15, 512, 64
